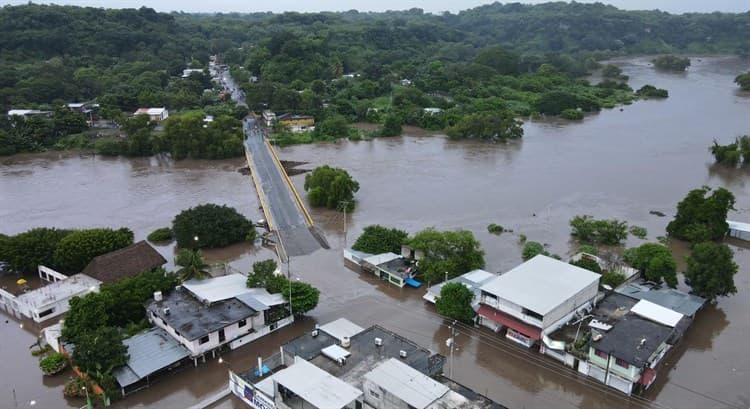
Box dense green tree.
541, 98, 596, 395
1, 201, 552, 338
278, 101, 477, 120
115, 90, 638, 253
71, 326, 129, 375
304, 165, 359, 211
147, 227, 173, 242
407, 228, 484, 283
666, 187, 735, 243
636, 85, 669, 98
284, 280, 320, 316
314, 115, 352, 139
435, 282, 475, 322
522, 241, 547, 261
0, 227, 73, 274
623, 243, 677, 287
570, 257, 602, 273
445, 111, 523, 141
175, 249, 210, 282
53, 228, 134, 274
246, 259, 279, 288
474, 46, 520, 75
172, 203, 255, 249
569, 215, 628, 245
351, 225, 408, 254
685, 241, 738, 300
102, 268, 178, 328
601, 64, 623, 78
736, 72, 750, 91
652, 55, 691, 71
380, 114, 402, 137
62, 293, 109, 344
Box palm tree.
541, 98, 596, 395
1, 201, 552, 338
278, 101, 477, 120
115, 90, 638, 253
175, 248, 210, 281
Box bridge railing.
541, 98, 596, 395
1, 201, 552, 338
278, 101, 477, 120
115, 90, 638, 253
264, 138, 315, 227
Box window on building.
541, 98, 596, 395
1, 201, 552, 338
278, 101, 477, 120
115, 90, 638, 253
595, 349, 608, 360
199, 335, 209, 345
615, 358, 630, 369
38, 308, 54, 318
238, 319, 247, 328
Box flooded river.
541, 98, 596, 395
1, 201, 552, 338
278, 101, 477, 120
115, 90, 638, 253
2, 56, 750, 409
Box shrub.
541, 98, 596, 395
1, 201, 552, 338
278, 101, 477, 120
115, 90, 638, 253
352, 225, 408, 254
172, 203, 254, 248
629, 226, 647, 239
600, 271, 627, 288
560, 109, 584, 120
636, 85, 669, 98
577, 244, 599, 256
147, 227, 173, 242
570, 257, 602, 273
652, 55, 690, 71
39, 352, 68, 375
64, 377, 92, 398
487, 223, 505, 234
522, 241, 546, 260
569, 215, 628, 245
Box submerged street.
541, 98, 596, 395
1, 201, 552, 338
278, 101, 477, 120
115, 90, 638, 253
1, 56, 750, 409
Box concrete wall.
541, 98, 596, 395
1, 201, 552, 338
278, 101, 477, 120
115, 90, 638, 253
363, 378, 411, 409
542, 280, 598, 328
480, 293, 543, 328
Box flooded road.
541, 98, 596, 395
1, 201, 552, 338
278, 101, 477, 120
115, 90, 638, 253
2, 56, 750, 408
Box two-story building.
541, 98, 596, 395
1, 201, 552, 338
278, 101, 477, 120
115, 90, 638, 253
146, 274, 292, 364
478, 255, 600, 347
586, 299, 684, 395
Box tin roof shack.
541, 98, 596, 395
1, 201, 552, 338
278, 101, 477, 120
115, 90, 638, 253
7, 273, 101, 323
586, 299, 686, 396
423, 269, 496, 307
616, 281, 706, 317
113, 327, 190, 396
478, 255, 600, 348
133, 107, 169, 122
360, 252, 419, 288
82, 241, 166, 284
229, 318, 507, 409
146, 274, 292, 363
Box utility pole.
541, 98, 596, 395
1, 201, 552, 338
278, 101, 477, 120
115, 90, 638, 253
339, 200, 351, 248
288, 258, 293, 317
447, 321, 458, 379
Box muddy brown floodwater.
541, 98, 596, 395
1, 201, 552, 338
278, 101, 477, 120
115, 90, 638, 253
2, 56, 750, 409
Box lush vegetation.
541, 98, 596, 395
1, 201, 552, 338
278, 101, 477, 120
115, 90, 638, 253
570, 257, 602, 274
72, 326, 129, 378
652, 55, 691, 71
636, 85, 669, 98
487, 223, 507, 235
351, 225, 408, 254
445, 112, 523, 141
5, 3, 749, 153
0, 109, 88, 155
304, 165, 359, 211
407, 228, 484, 283
53, 227, 134, 274
175, 248, 210, 281
522, 241, 547, 260
736, 72, 750, 91
629, 225, 648, 239
246, 259, 280, 288
0, 227, 73, 274
172, 203, 255, 248
623, 243, 677, 287
435, 282, 475, 322
600, 271, 627, 288
39, 352, 68, 376
284, 280, 321, 316
666, 187, 735, 243
560, 109, 584, 120
685, 241, 738, 300
710, 136, 750, 166
243, 258, 318, 315
569, 215, 628, 245
147, 227, 173, 242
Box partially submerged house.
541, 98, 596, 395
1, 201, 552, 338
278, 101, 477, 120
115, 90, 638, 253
276, 113, 315, 133
133, 107, 169, 122
423, 269, 496, 307
478, 255, 600, 347
616, 281, 706, 317
146, 273, 292, 363
113, 327, 191, 396
229, 318, 506, 409
344, 247, 421, 288
82, 241, 166, 284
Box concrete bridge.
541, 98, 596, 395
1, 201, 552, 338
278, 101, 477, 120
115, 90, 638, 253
243, 118, 328, 262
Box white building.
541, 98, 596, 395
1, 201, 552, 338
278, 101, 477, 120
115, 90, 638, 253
478, 255, 600, 347
0, 269, 101, 323
146, 274, 292, 363
423, 269, 496, 307
182, 68, 205, 78
727, 220, 750, 241
133, 107, 169, 121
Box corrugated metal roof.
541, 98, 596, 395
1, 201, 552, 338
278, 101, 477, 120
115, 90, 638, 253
235, 293, 270, 311
480, 255, 600, 315
319, 318, 364, 342
363, 252, 401, 266
631, 299, 683, 327
365, 358, 449, 409
615, 282, 705, 317
273, 359, 362, 408
425, 270, 497, 304
183, 274, 249, 303
113, 328, 190, 388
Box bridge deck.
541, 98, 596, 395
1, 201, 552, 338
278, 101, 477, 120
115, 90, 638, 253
243, 119, 326, 262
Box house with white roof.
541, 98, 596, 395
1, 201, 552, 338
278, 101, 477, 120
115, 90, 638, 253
133, 107, 169, 121
478, 255, 600, 347
146, 274, 292, 363
423, 269, 497, 307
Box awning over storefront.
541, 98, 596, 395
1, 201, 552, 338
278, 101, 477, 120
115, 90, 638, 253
477, 305, 542, 340
639, 367, 657, 388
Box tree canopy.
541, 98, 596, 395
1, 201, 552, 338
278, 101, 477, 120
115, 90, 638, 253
284, 280, 320, 316
736, 72, 750, 91
172, 203, 255, 248
53, 227, 134, 274
246, 259, 279, 288
569, 215, 628, 245
684, 241, 738, 300
351, 225, 408, 255
0, 227, 73, 274
71, 326, 129, 376
652, 55, 691, 71
623, 243, 677, 288
304, 165, 359, 211
175, 248, 210, 281
666, 186, 735, 243
435, 282, 476, 322
407, 228, 484, 283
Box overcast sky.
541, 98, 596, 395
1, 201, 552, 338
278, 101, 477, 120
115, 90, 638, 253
2, 0, 748, 14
